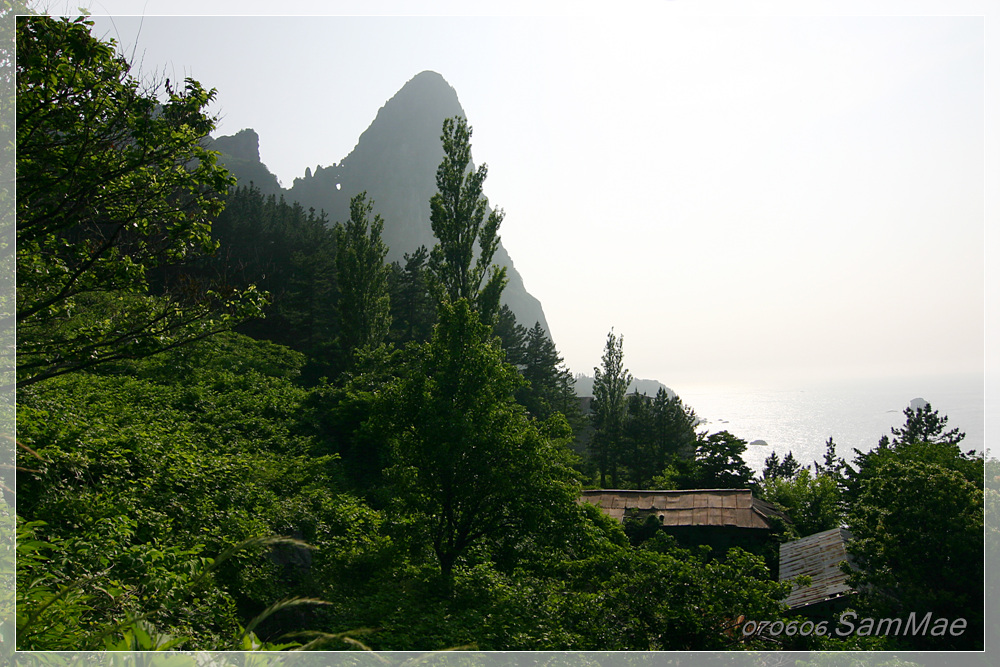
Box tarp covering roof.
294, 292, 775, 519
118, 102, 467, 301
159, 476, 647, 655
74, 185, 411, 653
580, 489, 788, 530
779, 527, 855, 609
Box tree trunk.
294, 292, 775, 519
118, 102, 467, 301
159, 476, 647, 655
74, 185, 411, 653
439, 551, 456, 596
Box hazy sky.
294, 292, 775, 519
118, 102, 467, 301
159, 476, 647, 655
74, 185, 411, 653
70, 1, 991, 390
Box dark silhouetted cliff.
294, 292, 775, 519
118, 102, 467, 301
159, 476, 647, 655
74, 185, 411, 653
210, 71, 548, 333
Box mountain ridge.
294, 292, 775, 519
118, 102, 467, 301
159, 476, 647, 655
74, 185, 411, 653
572, 374, 676, 399
209, 70, 549, 334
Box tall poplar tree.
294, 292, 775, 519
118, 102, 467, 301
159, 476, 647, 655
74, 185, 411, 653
382, 117, 581, 593
427, 116, 506, 320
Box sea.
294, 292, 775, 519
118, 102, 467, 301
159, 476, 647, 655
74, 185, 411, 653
669, 373, 987, 474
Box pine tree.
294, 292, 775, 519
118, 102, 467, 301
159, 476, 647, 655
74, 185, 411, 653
622, 391, 657, 489
202, 186, 339, 363
334, 192, 391, 356
493, 305, 528, 367
590, 330, 632, 488
388, 246, 436, 345
890, 403, 965, 446
652, 388, 698, 464
762, 450, 803, 480
813, 437, 845, 480
691, 431, 755, 489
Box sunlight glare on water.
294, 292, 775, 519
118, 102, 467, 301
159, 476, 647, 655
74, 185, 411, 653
669, 373, 984, 473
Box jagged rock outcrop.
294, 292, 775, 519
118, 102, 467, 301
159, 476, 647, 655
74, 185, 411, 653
209, 71, 548, 333
204, 128, 282, 196
288, 71, 548, 332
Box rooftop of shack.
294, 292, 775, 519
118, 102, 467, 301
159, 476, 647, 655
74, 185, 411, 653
779, 527, 855, 609
580, 489, 790, 530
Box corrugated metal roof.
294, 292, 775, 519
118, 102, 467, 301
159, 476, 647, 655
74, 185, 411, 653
779, 527, 855, 609
580, 489, 789, 530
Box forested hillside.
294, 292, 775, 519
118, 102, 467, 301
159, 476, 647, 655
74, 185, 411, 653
10, 15, 985, 654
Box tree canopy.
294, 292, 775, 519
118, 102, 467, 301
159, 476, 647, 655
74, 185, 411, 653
14, 15, 263, 389
334, 192, 391, 356
382, 298, 579, 590
427, 116, 506, 319
841, 404, 984, 650
590, 330, 632, 488
688, 431, 756, 490
890, 402, 966, 447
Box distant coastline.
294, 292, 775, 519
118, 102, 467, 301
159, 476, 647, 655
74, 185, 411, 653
668, 372, 984, 472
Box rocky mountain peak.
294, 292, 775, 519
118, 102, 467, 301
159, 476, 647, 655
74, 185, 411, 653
212, 71, 550, 334
211, 128, 261, 164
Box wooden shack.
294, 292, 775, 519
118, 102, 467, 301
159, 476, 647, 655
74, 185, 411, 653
581, 489, 789, 557
779, 527, 855, 618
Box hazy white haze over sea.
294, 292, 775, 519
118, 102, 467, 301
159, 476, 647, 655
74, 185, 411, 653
671, 373, 985, 474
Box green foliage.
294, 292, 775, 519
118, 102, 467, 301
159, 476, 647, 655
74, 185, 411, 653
759, 439, 844, 538
388, 245, 436, 345
814, 436, 847, 480
652, 387, 699, 461
685, 431, 756, 490
845, 405, 982, 499
552, 538, 792, 650
582, 345, 697, 492
617, 389, 699, 490
304, 344, 402, 495
762, 450, 804, 480
759, 469, 841, 537
427, 116, 507, 319
516, 321, 581, 425
842, 405, 984, 650
623, 390, 700, 491
199, 184, 344, 382
318, 498, 802, 652
890, 401, 965, 446
621, 392, 657, 489
576, 501, 631, 550
314, 462, 627, 650
334, 192, 391, 357
492, 304, 528, 366
103, 620, 187, 651
16, 519, 107, 651
845, 457, 983, 650
15, 16, 264, 388
17, 517, 331, 652
590, 330, 632, 488
382, 298, 580, 589
650, 464, 682, 490
14, 333, 384, 649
